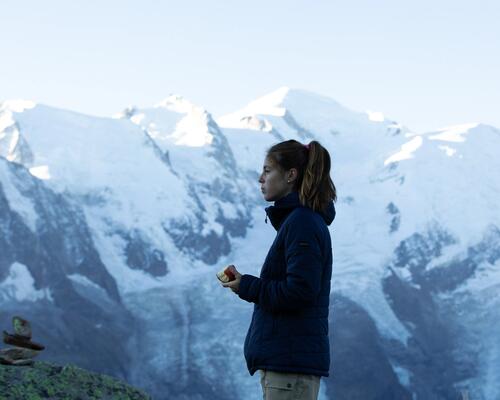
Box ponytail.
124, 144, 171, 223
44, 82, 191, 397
267, 139, 337, 213
299, 141, 336, 212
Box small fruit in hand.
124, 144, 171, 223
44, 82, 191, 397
217, 266, 236, 283
224, 266, 236, 281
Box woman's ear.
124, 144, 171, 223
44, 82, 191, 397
287, 168, 298, 183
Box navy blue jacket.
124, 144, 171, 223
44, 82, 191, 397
238, 191, 335, 377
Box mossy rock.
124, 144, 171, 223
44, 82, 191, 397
0, 361, 151, 400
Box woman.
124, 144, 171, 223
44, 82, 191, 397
221, 139, 336, 400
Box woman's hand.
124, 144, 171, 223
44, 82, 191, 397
221, 265, 242, 294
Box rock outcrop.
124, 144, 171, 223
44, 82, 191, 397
1, 316, 44, 366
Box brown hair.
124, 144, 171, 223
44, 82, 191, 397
267, 139, 337, 212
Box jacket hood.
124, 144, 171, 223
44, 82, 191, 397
265, 191, 336, 231
321, 200, 336, 226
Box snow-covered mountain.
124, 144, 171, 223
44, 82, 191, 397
0, 88, 498, 400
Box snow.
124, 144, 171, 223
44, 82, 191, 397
222, 127, 276, 173
81, 209, 175, 295
0, 103, 215, 295
0, 100, 36, 113
424, 242, 465, 272
29, 165, 51, 180
219, 88, 424, 342
3, 90, 496, 341
392, 364, 413, 388
120, 96, 231, 186
217, 200, 239, 219
0, 110, 15, 133
332, 192, 412, 342
384, 136, 423, 165
400, 124, 500, 246
218, 87, 289, 128
367, 110, 385, 122
218, 89, 500, 351
216, 207, 275, 277
0, 107, 26, 163
455, 259, 500, 295
2, 102, 199, 265
437, 145, 457, 157
172, 116, 214, 147
1, 88, 499, 398
219, 87, 358, 140
428, 123, 479, 143
155, 94, 199, 114
130, 113, 145, 125
443, 258, 500, 400
0, 262, 52, 302
0, 159, 39, 232
9, 105, 188, 221
68, 273, 107, 292
121, 95, 216, 149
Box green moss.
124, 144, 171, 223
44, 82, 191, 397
0, 361, 151, 400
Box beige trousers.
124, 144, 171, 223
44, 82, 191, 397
259, 369, 321, 400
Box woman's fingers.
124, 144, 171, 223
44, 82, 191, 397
221, 278, 239, 292
219, 266, 241, 295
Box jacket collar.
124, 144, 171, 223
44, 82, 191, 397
265, 191, 301, 231
265, 191, 336, 231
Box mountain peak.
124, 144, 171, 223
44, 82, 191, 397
217, 87, 379, 142
155, 94, 202, 115
0, 100, 37, 113
242, 87, 288, 117
241, 87, 347, 118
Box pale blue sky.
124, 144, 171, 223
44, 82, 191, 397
1, 0, 499, 132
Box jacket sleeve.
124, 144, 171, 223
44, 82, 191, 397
238, 215, 323, 313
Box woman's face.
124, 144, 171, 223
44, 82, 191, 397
259, 156, 292, 202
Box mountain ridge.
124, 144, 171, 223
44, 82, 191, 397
1, 88, 498, 399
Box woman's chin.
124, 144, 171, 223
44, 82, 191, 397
262, 193, 275, 202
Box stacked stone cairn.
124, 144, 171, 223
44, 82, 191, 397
0, 316, 45, 366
